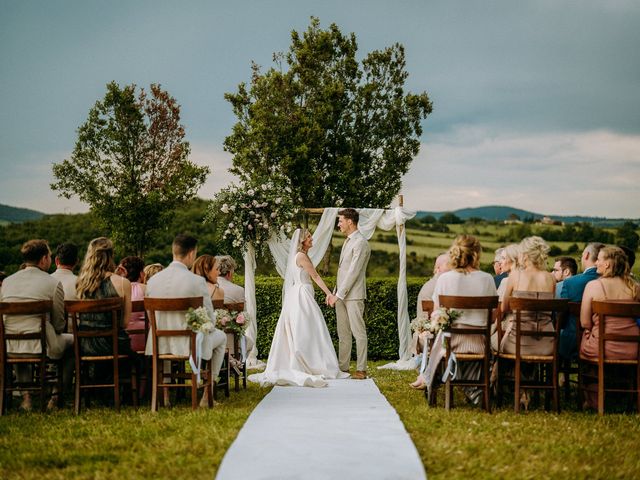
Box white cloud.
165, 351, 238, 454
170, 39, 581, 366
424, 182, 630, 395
400, 127, 640, 218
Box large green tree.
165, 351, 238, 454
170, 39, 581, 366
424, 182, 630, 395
224, 17, 432, 209
51, 82, 209, 256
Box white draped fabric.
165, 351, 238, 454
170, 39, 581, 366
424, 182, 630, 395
243, 206, 416, 367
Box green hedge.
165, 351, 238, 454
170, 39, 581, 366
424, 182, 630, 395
255, 276, 425, 360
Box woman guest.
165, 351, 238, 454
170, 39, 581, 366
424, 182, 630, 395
419, 235, 497, 403
76, 237, 132, 356
192, 255, 225, 303
493, 236, 555, 355
117, 256, 146, 352
580, 246, 640, 409
497, 243, 519, 300
143, 263, 164, 282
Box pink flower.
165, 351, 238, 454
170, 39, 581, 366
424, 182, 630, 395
220, 316, 230, 326
236, 313, 245, 325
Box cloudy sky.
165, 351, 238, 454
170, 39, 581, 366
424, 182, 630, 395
1, 1, 639, 217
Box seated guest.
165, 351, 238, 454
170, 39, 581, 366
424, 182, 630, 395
496, 244, 519, 300
493, 248, 507, 288
417, 235, 497, 402
192, 254, 225, 303
143, 263, 164, 282
410, 253, 450, 360
76, 238, 132, 356
552, 256, 578, 297
144, 234, 226, 407
579, 246, 640, 409
1, 239, 73, 410
216, 255, 245, 304
493, 236, 555, 355
117, 256, 147, 352
51, 242, 79, 300
619, 246, 638, 284
559, 242, 605, 362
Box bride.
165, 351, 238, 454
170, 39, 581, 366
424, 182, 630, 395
249, 229, 350, 387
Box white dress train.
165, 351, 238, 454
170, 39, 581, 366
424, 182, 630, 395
249, 257, 350, 387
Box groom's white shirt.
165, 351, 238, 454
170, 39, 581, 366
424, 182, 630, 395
336, 230, 370, 301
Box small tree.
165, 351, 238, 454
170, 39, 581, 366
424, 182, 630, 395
51, 82, 209, 256
617, 221, 639, 252
224, 17, 432, 209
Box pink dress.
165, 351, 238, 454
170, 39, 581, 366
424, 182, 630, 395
580, 280, 639, 360
127, 282, 146, 352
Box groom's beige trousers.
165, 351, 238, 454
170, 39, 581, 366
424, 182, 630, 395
336, 299, 367, 372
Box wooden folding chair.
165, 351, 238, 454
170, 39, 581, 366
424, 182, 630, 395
66, 298, 138, 414
126, 300, 149, 401
578, 300, 640, 415
224, 302, 246, 392
496, 297, 568, 413
421, 300, 434, 317
145, 297, 214, 411
0, 301, 63, 414
434, 295, 499, 412
558, 302, 581, 403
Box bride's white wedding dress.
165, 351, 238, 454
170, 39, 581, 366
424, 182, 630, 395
249, 253, 350, 387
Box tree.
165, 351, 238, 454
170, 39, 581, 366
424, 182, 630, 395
224, 17, 432, 209
617, 221, 639, 251
439, 212, 463, 225
51, 82, 209, 256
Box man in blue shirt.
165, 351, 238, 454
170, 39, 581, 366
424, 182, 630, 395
559, 242, 605, 361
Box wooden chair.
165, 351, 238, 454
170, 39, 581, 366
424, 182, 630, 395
145, 297, 214, 411
126, 300, 149, 401
435, 295, 499, 412
224, 302, 246, 392
558, 302, 581, 403
66, 298, 138, 414
578, 300, 640, 415
421, 300, 434, 317
0, 301, 63, 414
496, 297, 568, 413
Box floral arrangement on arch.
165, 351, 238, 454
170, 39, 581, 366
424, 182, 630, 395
215, 308, 247, 336
205, 172, 299, 256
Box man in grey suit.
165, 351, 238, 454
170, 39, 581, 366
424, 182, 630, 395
1, 239, 73, 410
144, 234, 226, 406
328, 208, 371, 379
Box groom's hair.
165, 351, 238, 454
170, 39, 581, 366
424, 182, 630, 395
338, 208, 359, 225
172, 234, 198, 257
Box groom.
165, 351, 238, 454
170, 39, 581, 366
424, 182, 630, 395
328, 208, 371, 379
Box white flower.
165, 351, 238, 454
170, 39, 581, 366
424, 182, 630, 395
229, 222, 234, 228
248, 225, 253, 230
201, 321, 214, 333
275, 197, 282, 204
249, 210, 255, 215
229, 205, 236, 211
252, 199, 258, 206
248, 189, 255, 196
224, 229, 230, 235
221, 204, 229, 214
285, 187, 291, 193
263, 223, 269, 229
270, 212, 277, 218
261, 184, 268, 191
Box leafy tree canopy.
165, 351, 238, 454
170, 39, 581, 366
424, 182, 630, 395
224, 17, 432, 209
51, 82, 209, 256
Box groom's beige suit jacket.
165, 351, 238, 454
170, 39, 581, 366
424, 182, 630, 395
336, 230, 371, 301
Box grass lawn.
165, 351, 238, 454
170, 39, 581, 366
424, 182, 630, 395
2, 363, 639, 479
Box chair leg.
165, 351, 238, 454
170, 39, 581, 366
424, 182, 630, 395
0, 366, 5, 415
113, 358, 120, 412
151, 359, 158, 412
598, 362, 605, 416
191, 370, 198, 410
552, 362, 559, 413
74, 362, 82, 415
39, 360, 46, 413
131, 361, 138, 408
444, 377, 451, 411
514, 359, 521, 414
242, 363, 247, 389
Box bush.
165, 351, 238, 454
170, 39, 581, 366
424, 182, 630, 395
254, 276, 425, 360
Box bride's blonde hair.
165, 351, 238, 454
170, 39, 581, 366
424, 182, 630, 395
297, 229, 312, 252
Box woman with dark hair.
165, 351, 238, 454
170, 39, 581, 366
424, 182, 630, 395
76, 237, 132, 356
117, 256, 146, 352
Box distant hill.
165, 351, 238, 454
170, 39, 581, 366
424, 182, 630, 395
416, 205, 639, 227
0, 204, 45, 223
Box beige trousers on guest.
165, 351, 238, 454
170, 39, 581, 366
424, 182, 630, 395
336, 299, 367, 372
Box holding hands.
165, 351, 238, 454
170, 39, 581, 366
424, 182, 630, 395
325, 293, 338, 308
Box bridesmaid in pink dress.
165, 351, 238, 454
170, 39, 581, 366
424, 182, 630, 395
580, 246, 640, 409
116, 256, 147, 352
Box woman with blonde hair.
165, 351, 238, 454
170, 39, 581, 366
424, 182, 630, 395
76, 237, 132, 355
418, 235, 497, 402
191, 254, 225, 303
496, 243, 520, 300
492, 236, 555, 356
143, 263, 164, 282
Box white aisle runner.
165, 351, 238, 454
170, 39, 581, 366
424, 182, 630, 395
216, 379, 427, 480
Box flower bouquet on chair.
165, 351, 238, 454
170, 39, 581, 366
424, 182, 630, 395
215, 309, 247, 374
184, 307, 215, 383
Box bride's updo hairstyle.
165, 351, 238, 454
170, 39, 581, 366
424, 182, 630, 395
448, 235, 481, 272
519, 236, 550, 270
297, 229, 312, 252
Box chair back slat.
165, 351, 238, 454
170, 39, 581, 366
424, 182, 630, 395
223, 302, 245, 312
144, 297, 203, 312
0, 300, 53, 316
421, 300, 434, 316
439, 295, 499, 310
592, 300, 640, 318
212, 299, 225, 309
